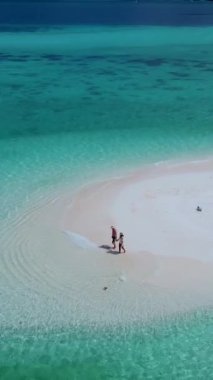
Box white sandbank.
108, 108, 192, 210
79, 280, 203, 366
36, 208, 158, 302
63, 158, 213, 313
1, 158, 213, 328
66, 158, 213, 262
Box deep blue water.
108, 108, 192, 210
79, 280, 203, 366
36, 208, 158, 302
1, 1, 213, 26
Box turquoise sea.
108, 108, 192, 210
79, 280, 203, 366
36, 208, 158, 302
1, 2, 213, 379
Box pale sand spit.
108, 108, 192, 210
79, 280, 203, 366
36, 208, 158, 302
1, 158, 213, 327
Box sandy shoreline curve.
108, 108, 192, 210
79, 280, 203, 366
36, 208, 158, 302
64, 157, 213, 261
62, 157, 213, 307
1, 157, 213, 327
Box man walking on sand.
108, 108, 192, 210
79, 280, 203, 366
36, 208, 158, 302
111, 226, 117, 249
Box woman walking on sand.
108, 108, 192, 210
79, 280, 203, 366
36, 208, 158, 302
117, 233, 126, 254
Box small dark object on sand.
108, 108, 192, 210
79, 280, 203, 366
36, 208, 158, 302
196, 206, 202, 212
103, 286, 108, 291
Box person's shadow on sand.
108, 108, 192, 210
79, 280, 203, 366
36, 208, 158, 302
99, 244, 120, 255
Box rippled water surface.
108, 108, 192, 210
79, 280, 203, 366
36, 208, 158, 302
1, 311, 213, 379
1, 25, 213, 218
1, 2, 213, 379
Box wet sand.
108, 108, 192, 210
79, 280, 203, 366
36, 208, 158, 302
1, 158, 213, 327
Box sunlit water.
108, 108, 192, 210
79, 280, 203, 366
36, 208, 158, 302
1, 311, 213, 380
1, 5, 213, 379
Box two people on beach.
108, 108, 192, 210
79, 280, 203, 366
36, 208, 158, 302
111, 226, 126, 253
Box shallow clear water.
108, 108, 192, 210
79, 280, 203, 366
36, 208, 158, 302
1, 25, 213, 219
1, 3, 213, 379
1, 311, 213, 379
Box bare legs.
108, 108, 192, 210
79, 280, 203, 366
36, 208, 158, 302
119, 243, 126, 254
